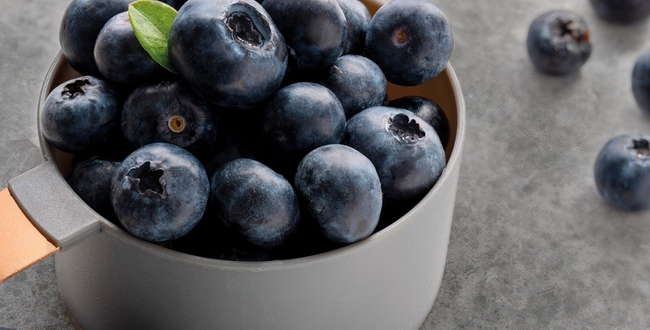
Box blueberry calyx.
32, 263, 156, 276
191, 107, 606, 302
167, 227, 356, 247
127, 161, 165, 196
631, 139, 650, 158
387, 113, 425, 143
392, 26, 410, 47
167, 115, 187, 133
62, 78, 91, 99
553, 17, 589, 42
226, 6, 267, 48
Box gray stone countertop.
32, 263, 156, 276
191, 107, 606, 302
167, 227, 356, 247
2, 0, 650, 329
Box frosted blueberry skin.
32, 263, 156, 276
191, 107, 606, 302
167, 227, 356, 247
336, 0, 371, 55
121, 80, 218, 159
110, 142, 210, 243
344, 106, 446, 206
632, 48, 650, 116
386, 96, 450, 149
263, 0, 347, 70
317, 54, 387, 119
295, 144, 382, 244
589, 0, 650, 24
168, 0, 288, 109
67, 156, 121, 222
526, 10, 592, 75
365, 0, 453, 86
59, 0, 133, 77
258, 82, 346, 177
594, 134, 650, 211
209, 158, 300, 249
94, 11, 169, 87
41, 76, 123, 154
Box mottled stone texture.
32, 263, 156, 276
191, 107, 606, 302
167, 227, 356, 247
2, 0, 650, 329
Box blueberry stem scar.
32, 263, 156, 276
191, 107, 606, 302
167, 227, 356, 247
387, 113, 425, 143
226, 11, 264, 48
631, 139, 650, 158
127, 161, 165, 195
62, 78, 91, 99
167, 115, 186, 133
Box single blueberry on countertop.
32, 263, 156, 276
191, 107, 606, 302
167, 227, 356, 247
263, 0, 347, 70
336, 0, 371, 55
121, 80, 218, 159
589, 0, 650, 24
526, 10, 592, 75
632, 47, 650, 116
209, 158, 300, 249
344, 106, 446, 207
59, 0, 133, 77
594, 134, 650, 211
40, 76, 123, 154
111, 142, 210, 242
258, 82, 346, 177
365, 0, 453, 86
295, 144, 382, 244
316, 54, 387, 119
94, 11, 170, 87
168, 0, 288, 109
67, 156, 121, 222
387, 96, 450, 149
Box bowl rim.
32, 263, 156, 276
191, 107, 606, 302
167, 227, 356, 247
38, 51, 466, 271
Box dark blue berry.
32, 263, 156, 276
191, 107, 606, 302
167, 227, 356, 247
594, 134, 650, 211
111, 142, 210, 242
295, 144, 382, 244
632, 48, 650, 116
589, 0, 650, 24
336, 0, 371, 55
365, 0, 453, 86
67, 156, 121, 221
526, 10, 592, 75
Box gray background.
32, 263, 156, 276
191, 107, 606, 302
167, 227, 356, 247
2, 0, 650, 329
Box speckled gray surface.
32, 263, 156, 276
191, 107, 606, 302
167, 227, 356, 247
2, 0, 650, 329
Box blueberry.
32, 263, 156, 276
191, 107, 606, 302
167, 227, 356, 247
632, 48, 650, 115
317, 54, 387, 119
67, 156, 121, 221
344, 106, 446, 206
94, 11, 169, 86
121, 80, 218, 158
386, 96, 450, 149
365, 0, 453, 86
295, 144, 382, 244
209, 158, 300, 249
263, 0, 347, 70
526, 10, 592, 75
40, 76, 123, 154
168, 0, 288, 109
336, 0, 371, 55
258, 82, 346, 176
59, 0, 133, 76
594, 134, 650, 211
589, 0, 650, 24
111, 142, 210, 242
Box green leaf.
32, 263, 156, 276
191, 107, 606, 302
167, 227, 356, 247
128, 0, 178, 74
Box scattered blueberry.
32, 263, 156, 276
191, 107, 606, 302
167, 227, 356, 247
67, 156, 121, 222
263, 0, 347, 70
209, 158, 300, 249
386, 96, 450, 149
258, 82, 346, 176
121, 80, 218, 158
344, 106, 446, 206
632, 47, 650, 116
295, 144, 382, 244
59, 0, 133, 77
594, 134, 650, 211
336, 0, 371, 55
40, 76, 123, 154
526, 10, 592, 75
111, 142, 210, 242
168, 0, 288, 109
589, 0, 650, 24
317, 54, 387, 119
365, 0, 453, 86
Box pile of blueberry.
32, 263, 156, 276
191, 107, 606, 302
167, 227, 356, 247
525, 0, 650, 212
43, 0, 455, 260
